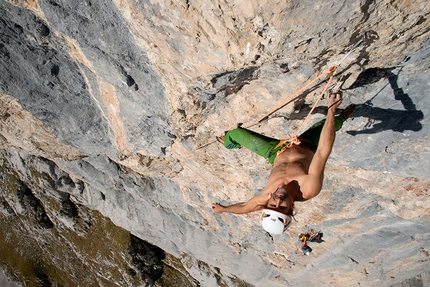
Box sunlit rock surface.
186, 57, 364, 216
1, 0, 430, 286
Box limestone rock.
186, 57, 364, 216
1, 0, 430, 286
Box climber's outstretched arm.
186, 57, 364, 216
212, 194, 266, 214
300, 93, 342, 199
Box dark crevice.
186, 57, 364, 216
210, 66, 259, 96
51, 64, 60, 76
17, 180, 54, 229
348, 67, 395, 89
60, 193, 79, 219
38, 23, 50, 37
127, 234, 165, 284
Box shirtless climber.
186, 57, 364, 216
212, 93, 355, 235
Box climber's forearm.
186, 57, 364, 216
219, 202, 249, 214
317, 108, 336, 156
212, 195, 264, 214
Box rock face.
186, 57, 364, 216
1, 0, 430, 286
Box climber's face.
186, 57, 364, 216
268, 187, 291, 215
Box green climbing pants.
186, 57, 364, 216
223, 116, 344, 164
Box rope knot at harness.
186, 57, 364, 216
289, 135, 301, 147
276, 136, 302, 157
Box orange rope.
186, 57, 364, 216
243, 68, 334, 129
287, 69, 335, 147
192, 139, 217, 151
192, 66, 337, 151
179, 67, 337, 184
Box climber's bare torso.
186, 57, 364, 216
266, 145, 316, 202
212, 93, 344, 216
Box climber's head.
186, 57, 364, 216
267, 187, 293, 215
262, 186, 294, 235
261, 208, 292, 235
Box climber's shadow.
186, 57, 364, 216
289, 68, 424, 135
346, 103, 423, 135
345, 68, 424, 135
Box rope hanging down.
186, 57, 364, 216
190, 38, 364, 151
192, 65, 338, 151
243, 65, 337, 148
243, 66, 336, 129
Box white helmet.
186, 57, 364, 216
261, 209, 291, 235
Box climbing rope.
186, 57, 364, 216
246, 66, 337, 148
190, 39, 364, 151
243, 66, 336, 129
191, 65, 337, 151
174, 40, 364, 198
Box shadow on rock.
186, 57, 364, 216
346, 104, 423, 135
283, 67, 424, 136
346, 68, 424, 135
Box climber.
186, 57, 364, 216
211, 93, 355, 235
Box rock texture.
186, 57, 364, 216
1, 0, 430, 286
